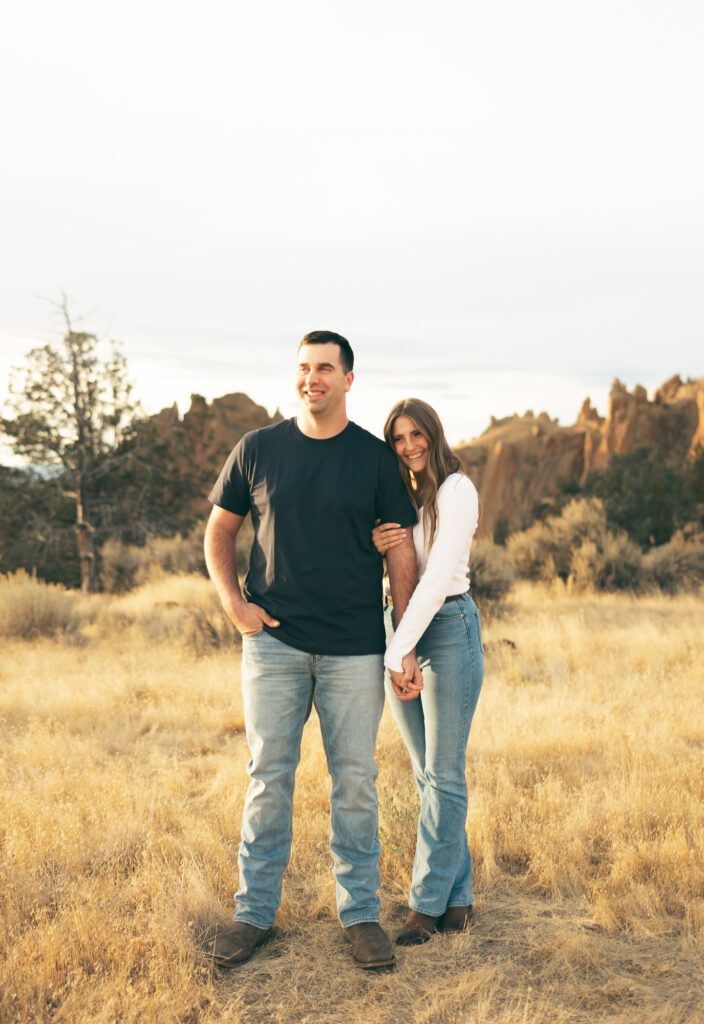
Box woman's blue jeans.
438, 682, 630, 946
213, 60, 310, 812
235, 630, 386, 929
385, 593, 484, 916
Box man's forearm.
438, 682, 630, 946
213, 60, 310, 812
386, 534, 418, 626
205, 512, 278, 635
204, 520, 245, 614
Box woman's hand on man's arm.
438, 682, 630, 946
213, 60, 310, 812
372, 519, 407, 554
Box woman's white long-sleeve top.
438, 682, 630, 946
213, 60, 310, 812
384, 472, 479, 672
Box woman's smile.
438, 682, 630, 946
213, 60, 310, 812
392, 415, 429, 475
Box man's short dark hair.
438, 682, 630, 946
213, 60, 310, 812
299, 331, 354, 373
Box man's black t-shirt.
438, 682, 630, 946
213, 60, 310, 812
209, 418, 416, 656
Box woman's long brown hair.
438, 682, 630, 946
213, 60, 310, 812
383, 398, 464, 550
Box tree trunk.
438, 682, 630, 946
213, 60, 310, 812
75, 477, 95, 593
75, 519, 95, 594
67, 322, 95, 594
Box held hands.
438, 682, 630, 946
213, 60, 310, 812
372, 519, 407, 555
389, 653, 423, 702
226, 597, 280, 637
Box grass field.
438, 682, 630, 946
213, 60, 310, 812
1, 578, 703, 1023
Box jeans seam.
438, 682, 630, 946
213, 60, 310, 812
474, 605, 484, 654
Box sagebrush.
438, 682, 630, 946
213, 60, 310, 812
507, 497, 704, 594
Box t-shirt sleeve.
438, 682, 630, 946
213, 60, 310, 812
385, 475, 479, 671
208, 435, 252, 516
376, 449, 417, 527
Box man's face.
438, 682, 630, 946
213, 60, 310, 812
296, 343, 353, 417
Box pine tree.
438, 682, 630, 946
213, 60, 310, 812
1, 298, 138, 592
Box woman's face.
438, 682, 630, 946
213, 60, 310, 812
391, 415, 429, 475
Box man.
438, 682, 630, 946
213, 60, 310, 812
203, 331, 421, 969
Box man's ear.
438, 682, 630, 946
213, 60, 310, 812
344, 370, 354, 393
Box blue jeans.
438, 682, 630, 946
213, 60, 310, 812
235, 629, 386, 928
385, 593, 484, 916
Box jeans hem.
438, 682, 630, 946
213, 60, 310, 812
408, 900, 448, 917
234, 913, 274, 929
340, 916, 380, 928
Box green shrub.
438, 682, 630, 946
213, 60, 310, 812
98, 538, 144, 594
99, 527, 207, 593
585, 446, 681, 547
505, 520, 556, 582
99, 520, 254, 594
506, 498, 655, 592
0, 569, 84, 639
138, 530, 207, 578
470, 538, 515, 606
557, 496, 609, 546
569, 534, 646, 592
644, 539, 704, 594
506, 499, 609, 583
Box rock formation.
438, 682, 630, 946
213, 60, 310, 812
147, 392, 282, 518
456, 375, 704, 538
142, 376, 703, 538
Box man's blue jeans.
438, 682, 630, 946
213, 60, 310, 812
235, 629, 386, 929
385, 593, 484, 916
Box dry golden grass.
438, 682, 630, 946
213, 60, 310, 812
1, 578, 703, 1023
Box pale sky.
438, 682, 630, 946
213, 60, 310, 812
1, 0, 702, 452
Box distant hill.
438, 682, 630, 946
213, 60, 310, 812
456, 375, 704, 536
145, 375, 703, 538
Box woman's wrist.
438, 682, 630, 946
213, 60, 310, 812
384, 649, 404, 673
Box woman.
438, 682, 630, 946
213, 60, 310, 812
373, 398, 484, 945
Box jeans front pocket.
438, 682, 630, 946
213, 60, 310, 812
242, 628, 264, 639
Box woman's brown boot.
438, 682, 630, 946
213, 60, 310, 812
395, 910, 439, 945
